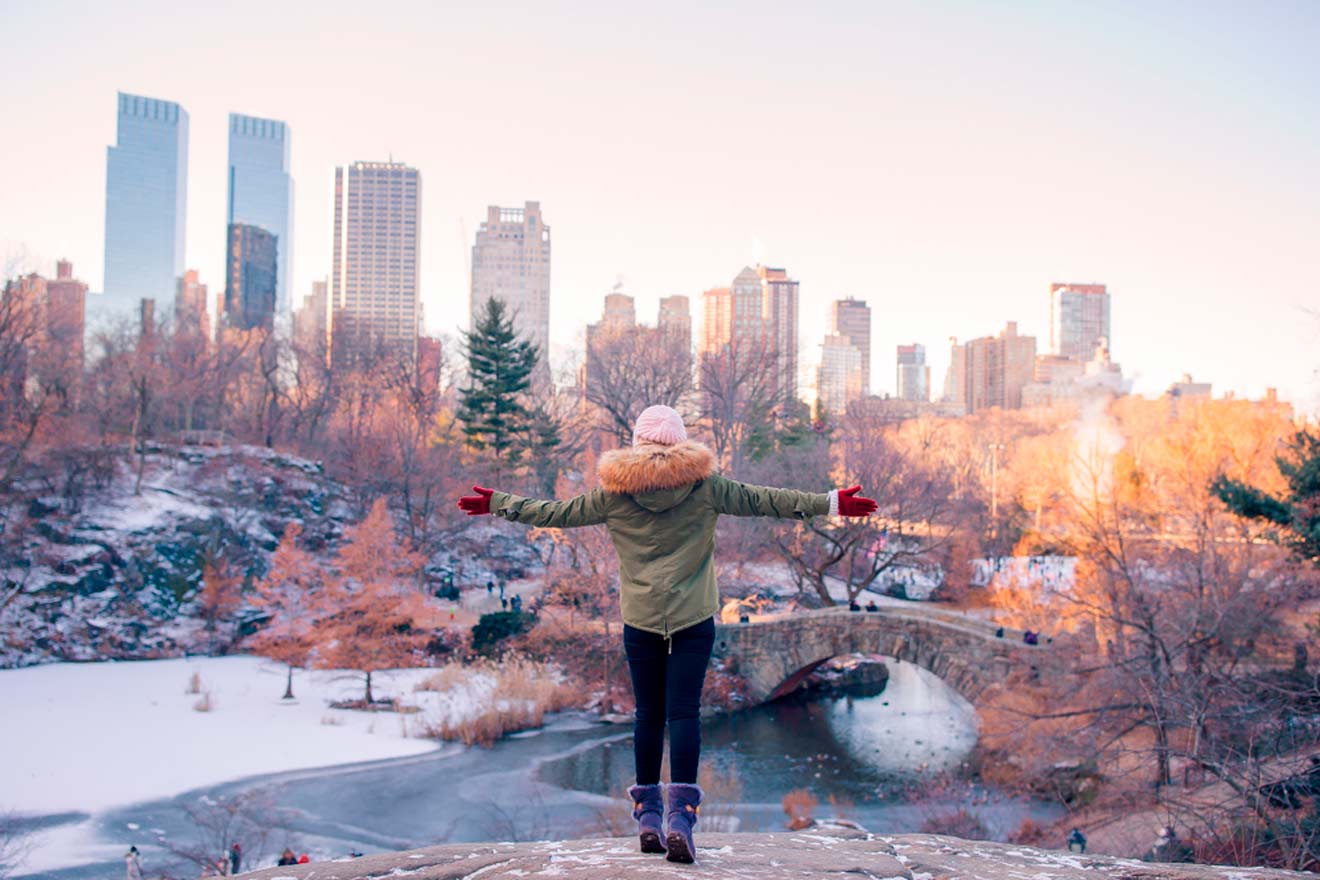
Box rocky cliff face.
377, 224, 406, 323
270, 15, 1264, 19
1, 443, 538, 667
238, 830, 1305, 879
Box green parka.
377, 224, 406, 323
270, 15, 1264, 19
489, 441, 833, 636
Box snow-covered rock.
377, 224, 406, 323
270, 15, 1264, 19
2, 445, 359, 667
235, 831, 1306, 879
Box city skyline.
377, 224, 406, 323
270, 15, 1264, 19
3, 1, 1317, 411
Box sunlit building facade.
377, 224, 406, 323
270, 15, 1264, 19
896, 343, 929, 402
832, 297, 871, 396
470, 201, 551, 375
1050, 282, 1110, 361
330, 161, 422, 364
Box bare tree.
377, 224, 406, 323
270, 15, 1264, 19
984, 397, 1320, 870
770, 417, 962, 606
157, 792, 295, 875
0, 273, 79, 496
584, 325, 693, 446
698, 334, 780, 478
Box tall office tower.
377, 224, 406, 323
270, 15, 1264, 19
101, 92, 188, 324
4, 261, 88, 380
658, 295, 692, 351
583, 289, 637, 399
896, 343, 929, 402
758, 265, 799, 403
961, 321, 1037, 413
175, 269, 210, 341
293, 279, 330, 354
942, 338, 965, 405
224, 224, 278, 331
1050, 282, 1110, 360
701, 267, 769, 352
730, 266, 766, 346
699, 287, 731, 355
47, 261, 88, 364
330, 161, 422, 364
228, 114, 293, 332
469, 201, 551, 372
600, 289, 636, 333
817, 333, 863, 415
831, 297, 871, 396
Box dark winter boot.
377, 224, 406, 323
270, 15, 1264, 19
665, 783, 702, 864
628, 784, 666, 854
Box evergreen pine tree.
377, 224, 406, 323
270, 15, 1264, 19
522, 402, 565, 495
458, 299, 540, 476
1213, 429, 1320, 563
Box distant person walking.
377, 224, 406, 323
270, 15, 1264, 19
1144, 825, 1193, 863
459, 404, 876, 863
229, 842, 242, 874
124, 846, 143, 880
1067, 827, 1087, 853
277, 849, 298, 866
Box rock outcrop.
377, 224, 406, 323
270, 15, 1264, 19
239, 830, 1305, 879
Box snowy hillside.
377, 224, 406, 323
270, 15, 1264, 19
0, 444, 537, 668
1, 445, 351, 668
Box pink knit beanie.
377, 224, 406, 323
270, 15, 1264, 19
633, 405, 688, 446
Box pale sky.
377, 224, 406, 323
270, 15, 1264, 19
2, 0, 1317, 411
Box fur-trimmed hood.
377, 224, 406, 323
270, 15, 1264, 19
598, 441, 716, 503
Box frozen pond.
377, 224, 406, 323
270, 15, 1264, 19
16, 659, 1060, 879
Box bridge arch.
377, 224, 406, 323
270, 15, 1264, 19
713, 606, 1040, 706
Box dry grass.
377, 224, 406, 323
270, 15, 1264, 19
186, 671, 203, 694
320, 713, 344, 726
782, 788, 818, 830
192, 691, 214, 712
417, 656, 573, 747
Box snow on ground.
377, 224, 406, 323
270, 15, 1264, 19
82, 486, 214, 535
0, 656, 463, 817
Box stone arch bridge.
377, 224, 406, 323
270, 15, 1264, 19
714, 605, 1043, 706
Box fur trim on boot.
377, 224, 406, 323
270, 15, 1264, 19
665, 783, 703, 864
628, 784, 666, 854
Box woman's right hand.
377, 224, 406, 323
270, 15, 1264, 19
458, 486, 495, 516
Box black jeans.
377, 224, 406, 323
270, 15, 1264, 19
623, 617, 716, 786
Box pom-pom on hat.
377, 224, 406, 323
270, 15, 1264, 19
633, 404, 688, 446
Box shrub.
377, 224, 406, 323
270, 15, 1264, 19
920, 808, 989, 840
1008, 818, 1053, 847
471, 611, 535, 656
186, 671, 203, 694
193, 691, 214, 712
782, 789, 818, 830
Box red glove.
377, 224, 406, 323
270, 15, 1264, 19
458, 486, 495, 516
838, 485, 877, 517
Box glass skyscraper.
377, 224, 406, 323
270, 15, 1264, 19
225, 223, 278, 331
101, 92, 189, 324
227, 113, 293, 332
